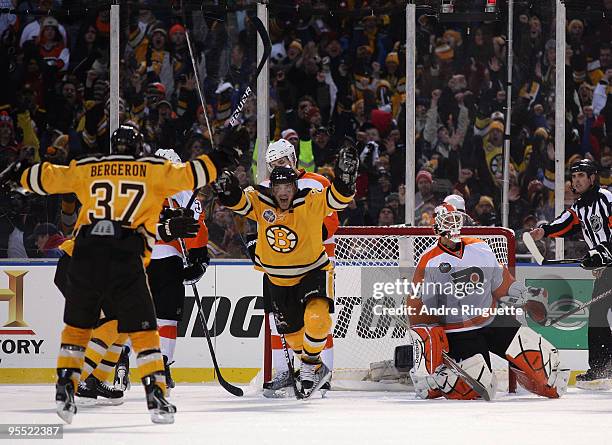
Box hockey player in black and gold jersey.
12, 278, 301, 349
215, 142, 358, 396
7, 124, 247, 424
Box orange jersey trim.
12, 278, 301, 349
298, 170, 339, 240
548, 209, 580, 237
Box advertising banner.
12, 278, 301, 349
0, 262, 594, 383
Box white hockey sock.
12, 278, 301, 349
157, 319, 178, 363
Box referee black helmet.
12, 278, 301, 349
570, 159, 600, 193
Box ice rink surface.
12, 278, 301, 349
2, 384, 611, 445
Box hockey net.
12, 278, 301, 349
329, 226, 516, 391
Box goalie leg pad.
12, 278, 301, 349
410, 326, 448, 375
409, 326, 448, 399
505, 326, 569, 398
432, 354, 497, 400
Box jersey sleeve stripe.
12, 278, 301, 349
546, 209, 579, 237
233, 195, 253, 216
191, 159, 208, 189
326, 187, 350, 211
28, 163, 48, 195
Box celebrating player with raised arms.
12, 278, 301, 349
6, 123, 247, 424
214, 141, 358, 397
255, 138, 339, 397
407, 203, 569, 400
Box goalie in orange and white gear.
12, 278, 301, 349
255, 138, 339, 396
407, 203, 570, 400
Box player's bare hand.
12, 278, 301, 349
529, 227, 545, 241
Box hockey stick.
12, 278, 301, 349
544, 287, 612, 327
181, 12, 272, 211
276, 326, 303, 400
389, 312, 493, 401
522, 232, 581, 265
167, 200, 243, 397
441, 351, 492, 401
228, 16, 272, 127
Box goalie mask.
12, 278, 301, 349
433, 203, 463, 243
265, 139, 297, 173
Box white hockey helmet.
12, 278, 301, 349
433, 203, 463, 243
443, 194, 466, 212
265, 139, 297, 173
155, 148, 182, 164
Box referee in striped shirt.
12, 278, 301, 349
530, 159, 612, 389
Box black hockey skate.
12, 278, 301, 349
143, 374, 176, 424
56, 369, 78, 424
299, 361, 331, 399
163, 356, 175, 395
263, 369, 298, 398
114, 345, 131, 391
76, 375, 124, 406
575, 368, 612, 391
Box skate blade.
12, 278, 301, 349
56, 401, 75, 424
150, 409, 175, 424
263, 387, 295, 399
75, 396, 97, 407
302, 371, 332, 399
97, 397, 124, 406
575, 379, 612, 391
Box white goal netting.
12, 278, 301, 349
330, 226, 515, 390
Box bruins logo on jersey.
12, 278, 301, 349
266, 225, 298, 253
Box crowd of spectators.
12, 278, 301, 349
1, 0, 611, 261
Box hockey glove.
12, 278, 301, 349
0, 160, 30, 186
157, 209, 200, 243
334, 141, 359, 193
183, 246, 210, 285
499, 283, 548, 325
245, 232, 257, 263
581, 244, 612, 270
208, 125, 250, 171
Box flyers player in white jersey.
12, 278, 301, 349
149, 149, 210, 393
406, 203, 570, 400
256, 139, 338, 397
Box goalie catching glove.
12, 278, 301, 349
498, 282, 548, 325
581, 244, 612, 270
157, 207, 199, 242
183, 246, 210, 286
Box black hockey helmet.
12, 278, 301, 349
111, 125, 144, 156
570, 158, 600, 193
570, 158, 599, 176
269, 166, 298, 187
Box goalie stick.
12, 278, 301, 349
167, 199, 243, 397
544, 287, 612, 327
522, 232, 581, 265
389, 313, 493, 401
